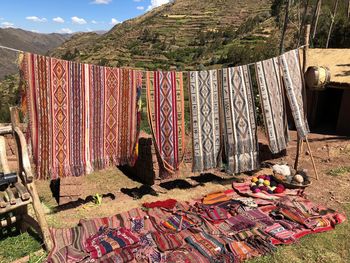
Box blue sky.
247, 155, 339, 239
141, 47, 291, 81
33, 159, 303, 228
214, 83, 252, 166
0, 0, 170, 34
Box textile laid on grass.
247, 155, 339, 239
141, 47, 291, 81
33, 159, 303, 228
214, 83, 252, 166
47, 188, 346, 263
21, 53, 142, 179
189, 70, 221, 172
255, 58, 289, 154
221, 65, 259, 174
146, 71, 185, 173
280, 49, 310, 139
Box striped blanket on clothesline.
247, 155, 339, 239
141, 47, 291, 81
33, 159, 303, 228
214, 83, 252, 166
21, 52, 142, 179
280, 49, 310, 139
146, 71, 185, 173
255, 57, 289, 154
221, 65, 259, 174
189, 70, 221, 172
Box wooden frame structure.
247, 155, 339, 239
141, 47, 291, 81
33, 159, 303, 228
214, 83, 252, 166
0, 107, 52, 250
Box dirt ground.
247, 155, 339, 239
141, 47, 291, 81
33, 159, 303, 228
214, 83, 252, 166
34, 130, 350, 229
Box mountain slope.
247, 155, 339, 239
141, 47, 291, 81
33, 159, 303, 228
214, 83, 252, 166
0, 28, 72, 79
52, 0, 273, 70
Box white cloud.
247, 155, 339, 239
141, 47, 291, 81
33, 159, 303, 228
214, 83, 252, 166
136, 6, 145, 10
26, 16, 47, 22
1, 21, 14, 28
91, 20, 98, 24
109, 18, 120, 25
31, 30, 40, 33
58, 28, 73, 34
91, 0, 112, 4
0, 17, 4, 21
53, 17, 65, 23
147, 0, 170, 11
71, 16, 87, 25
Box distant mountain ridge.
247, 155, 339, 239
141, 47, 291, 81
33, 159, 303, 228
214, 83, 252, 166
0, 28, 72, 79
51, 0, 274, 70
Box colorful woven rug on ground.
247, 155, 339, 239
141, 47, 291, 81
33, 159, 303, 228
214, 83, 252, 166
255, 58, 289, 154
47, 186, 346, 263
20, 52, 142, 179
280, 49, 310, 139
189, 70, 221, 172
221, 65, 259, 174
146, 71, 185, 173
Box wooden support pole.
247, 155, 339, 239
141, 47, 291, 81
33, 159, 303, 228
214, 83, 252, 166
311, 0, 322, 40
295, 24, 310, 171
326, 0, 339, 48
280, 0, 291, 54
305, 137, 319, 180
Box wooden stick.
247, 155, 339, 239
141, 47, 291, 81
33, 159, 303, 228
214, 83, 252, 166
305, 136, 319, 180
326, 0, 339, 48
280, 0, 291, 54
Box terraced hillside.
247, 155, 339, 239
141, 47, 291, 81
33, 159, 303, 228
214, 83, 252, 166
52, 0, 273, 70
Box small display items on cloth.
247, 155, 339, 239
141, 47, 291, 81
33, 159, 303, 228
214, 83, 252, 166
146, 71, 186, 173
221, 65, 260, 174
280, 49, 310, 139
189, 70, 222, 172
20, 52, 142, 179
255, 57, 289, 154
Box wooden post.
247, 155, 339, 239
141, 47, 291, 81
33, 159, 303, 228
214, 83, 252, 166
326, 0, 339, 48
294, 24, 310, 171
280, 0, 291, 54
298, 0, 310, 46
311, 0, 322, 40
305, 137, 319, 180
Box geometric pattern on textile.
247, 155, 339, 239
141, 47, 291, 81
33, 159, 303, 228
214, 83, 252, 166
146, 71, 185, 173
255, 57, 289, 154
189, 70, 221, 172
21, 53, 142, 179
280, 49, 310, 139
221, 65, 259, 174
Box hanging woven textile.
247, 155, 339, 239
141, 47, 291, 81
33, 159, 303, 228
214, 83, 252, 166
189, 70, 221, 172
280, 49, 310, 139
146, 71, 185, 173
221, 65, 259, 174
21, 53, 142, 180
255, 58, 289, 154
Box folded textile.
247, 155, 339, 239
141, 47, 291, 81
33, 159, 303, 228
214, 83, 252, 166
143, 199, 178, 210
189, 70, 222, 172
165, 245, 210, 263
185, 232, 226, 260
225, 213, 256, 232
203, 191, 231, 205
152, 232, 183, 252
255, 57, 289, 153
85, 227, 139, 259
232, 227, 271, 242
21, 53, 142, 179
245, 236, 277, 255
233, 181, 299, 200
280, 49, 309, 139
146, 71, 185, 173
221, 65, 259, 174
226, 240, 259, 261
225, 209, 274, 233
194, 203, 228, 223
264, 223, 295, 243
162, 214, 196, 232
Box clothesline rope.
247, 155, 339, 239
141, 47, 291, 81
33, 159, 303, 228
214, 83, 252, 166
0, 44, 309, 73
